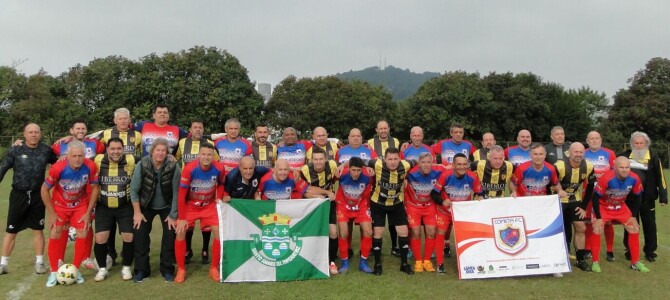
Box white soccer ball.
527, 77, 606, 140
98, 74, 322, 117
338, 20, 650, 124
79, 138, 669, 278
57, 263, 78, 285
68, 227, 77, 242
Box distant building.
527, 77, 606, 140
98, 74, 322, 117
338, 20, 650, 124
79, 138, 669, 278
257, 83, 272, 102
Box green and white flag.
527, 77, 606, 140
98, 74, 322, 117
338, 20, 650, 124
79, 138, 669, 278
217, 199, 330, 282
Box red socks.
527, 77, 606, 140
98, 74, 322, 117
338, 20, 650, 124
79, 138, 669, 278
338, 238, 349, 260
175, 239, 186, 269
627, 233, 641, 263
409, 238, 421, 261
604, 223, 614, 252
423, 238, 435, 262
48, 238, 60, 272
73, 238, 87, 269
435, 234, 445, 265
211, 239, 221, 269
360, 237, 371, 259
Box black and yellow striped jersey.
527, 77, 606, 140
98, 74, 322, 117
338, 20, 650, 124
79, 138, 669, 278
306, 141, 339, 163
554, 160, 595, 203
252, 141, 277, 168
472, 148, 489, 162
94, 153, 137, 208
300, 160, 338, 191
367, 137, 399, 159
175, 138, 218, 168
471, 160, 513, 199
367, 158, 414, 206
100, 127, 142, 155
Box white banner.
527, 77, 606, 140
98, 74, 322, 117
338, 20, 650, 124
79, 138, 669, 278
452, 195, 571, 279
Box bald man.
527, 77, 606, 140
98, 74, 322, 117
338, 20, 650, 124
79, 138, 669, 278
336, 128, 378, 164
0, 124, 58, 275
256, 159, 310, 200
401, 126, 435, 162
224, 156, 271, 200
306, 127, 339, 162
505, 129, 532, 167
472, 132, 496, 162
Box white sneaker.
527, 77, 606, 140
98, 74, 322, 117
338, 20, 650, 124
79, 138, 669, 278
106, 255, 114, 270
94, 268, 109, 282
82, 258, 96, 270
0, 264, 8, 275
35, 262, 47, 274
121, 266, 132, 281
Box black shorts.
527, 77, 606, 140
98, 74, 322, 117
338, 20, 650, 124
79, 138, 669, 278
562, 202, 586, 223
6, 188, 45, 233
370, 201, 408, 228
329, 201, 337, 225
94, 203, 134, 234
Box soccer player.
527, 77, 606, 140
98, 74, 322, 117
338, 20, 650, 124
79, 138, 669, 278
405, 153, 444, 273
553, 142, 595, 271
92, 138, 137, 281
41, 141, 100, 287
584, 131, 617, 260
130, 138, 180, 282
510, 143, 566, 198
471, 145, 514, 199
545, 126, 571, 164
214, 118, 253, 172
619, 132, 667, 262
276, 127, 313, 170
223, 156, 271, 200
505, 129, 533, 167
430, 153, 484, 272
472, 132, 496, 162
401, 126, 435, 162
336, 128, 377, 164
335, 157, 374, 274
0, 124, 57, 275
367, 120, 400, 159
306, 126, 339, 162
100, 108, 142, 156
134, 104, 188, 156
432, 123, 476, 167
174, 143, 226, 283
584, 157, 650, 273
251, 123, 277, 168
300, 148, 339, 274
256, 159, 310, 200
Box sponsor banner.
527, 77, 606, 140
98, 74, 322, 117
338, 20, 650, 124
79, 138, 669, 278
452, 195, 571, 279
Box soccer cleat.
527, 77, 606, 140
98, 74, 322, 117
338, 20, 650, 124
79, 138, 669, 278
106, 255, 114, 270
372, 264, 383, 275
133, 271, 148, 283
437, 263, 446, 274
201, 251, 210, 264
329, 262, 339, 275
82, 257, 96, 270
423, 260, 436, 272
631, 262, 650, 273
645, 255, 656, 262
76, 270, 85, 284
0, 264, 8, 275
606, 252, 615, 262
46, 272, 58, 287
576, 261, 591, 272
400, 263, 415, 275
339, 259, 350, 274
591, 262, 601, 273
209, 268, 220, 282
94, 268, 109, 282
35, 262, 47, 274
359, 259, 372, 273
163, 273, 174, 282
391, 247, 401, 257
414, 260, 424, 272
175, 269, 186, 283
121, 266, 133, 281
444, 246, 451, 258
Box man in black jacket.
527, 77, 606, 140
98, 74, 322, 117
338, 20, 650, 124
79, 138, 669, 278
545, 126, 571, 165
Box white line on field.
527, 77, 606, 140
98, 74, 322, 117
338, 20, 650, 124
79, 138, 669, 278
6, 274, 37, 300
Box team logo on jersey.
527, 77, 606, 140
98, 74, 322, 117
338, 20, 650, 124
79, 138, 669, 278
462, 149, 468, 154
211, 176, 218, 182
598, 156, 604, 161
235, 148, 241, 154
167, 132, 173, 137
252, 179, 258, 187
296, 149, 302, 154
361, 153, 367, 159
492, 216, 527, 255
250, 213, 302, 267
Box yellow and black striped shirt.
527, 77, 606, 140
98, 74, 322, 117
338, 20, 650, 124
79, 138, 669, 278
300, 160, 338, 191
100, 127, 142, 155
554, 160, 595, 203
306, 141, 339, 163
472, 160, 513, 199
94, 154, 137, 208
472, 148, 490, 162
175, 138, 218, 168
368, 158, 414, 206
252, 141, 277, 168
367, 137, 399, 159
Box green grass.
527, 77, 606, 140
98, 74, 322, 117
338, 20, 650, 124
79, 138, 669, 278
1, 170, 669, 299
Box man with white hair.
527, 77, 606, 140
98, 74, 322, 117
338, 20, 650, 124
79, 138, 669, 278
618, 131, 667, 262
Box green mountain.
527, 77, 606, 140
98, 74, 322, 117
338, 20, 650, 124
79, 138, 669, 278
335, 65, 441, 100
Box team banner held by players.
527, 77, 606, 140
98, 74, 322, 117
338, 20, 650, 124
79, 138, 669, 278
217, 199, 330, 282
452, 195, 571, 279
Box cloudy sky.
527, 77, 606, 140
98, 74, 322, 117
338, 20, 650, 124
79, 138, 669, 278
1, 1, 668, 98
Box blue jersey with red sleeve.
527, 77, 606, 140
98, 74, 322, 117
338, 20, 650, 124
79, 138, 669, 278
178, 160, 225, 214
258, 171, 308, 200
504, 145, 531, 167
52, 138, 105, 159
45, 159, 99, 209
336, 167, 373, 210
594, 170, 643, 209
134, 121, 188, 156
214, 138, 253, 172
402, 144, 435, 162
335, 145, 377, 164
512, 161, 559, 196
584, 147, 616, 178
404, 165, 444, 207
432, 139, 476, 165
433, 170, 483, 201
276, 141, 312, 169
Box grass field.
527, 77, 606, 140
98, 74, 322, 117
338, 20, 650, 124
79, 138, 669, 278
1, 170, 669, 299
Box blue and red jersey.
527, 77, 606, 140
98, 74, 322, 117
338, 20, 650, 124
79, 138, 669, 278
178, 160, 225, 217
52, 138, 105, 159
432, 139, 476, 166
335, 145, 377, 164
404, 165, 444, 207
584, 147, 616, 178
134, 121, 188, 156
433, 169, 483, 202
45, 159, 99, 209
594, 170, 643, 209
258, 171, 308, 200
276, 141, 312, 169
512, 161, 559, 196
504, 145, 531, 167
214, 137, 253, 172
336, 167, 373, 210
402, 144, 435, 162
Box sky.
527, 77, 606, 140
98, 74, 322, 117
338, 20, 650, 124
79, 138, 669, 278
1, 1, 669, 99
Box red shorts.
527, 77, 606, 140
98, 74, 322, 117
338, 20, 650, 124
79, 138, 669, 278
183, 204, 219, 229
592, 205, 632, 225
336, 205, 371, 223
405, 204, 436, 229
54, 205, 89, 230
435, 206, 452, 231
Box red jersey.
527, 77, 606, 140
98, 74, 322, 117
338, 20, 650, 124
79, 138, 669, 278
214, 137, 253, 172
594, 170, 643, 209
52, 138, 105, 159
404, 165, 445, 207
178, 160, 226, 218
434, 169, 483, 202
258, 171, 308, 200
512, 161, 559, 197
45, 159, 99, 209
335, 167, 373, 211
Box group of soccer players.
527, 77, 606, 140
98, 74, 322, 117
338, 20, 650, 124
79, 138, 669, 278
0, 104, 666, 287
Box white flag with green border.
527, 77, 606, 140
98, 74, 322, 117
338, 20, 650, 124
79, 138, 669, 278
217, 199, 330, 282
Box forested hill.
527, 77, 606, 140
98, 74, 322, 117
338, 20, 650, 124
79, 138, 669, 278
335, 65, 440, 100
